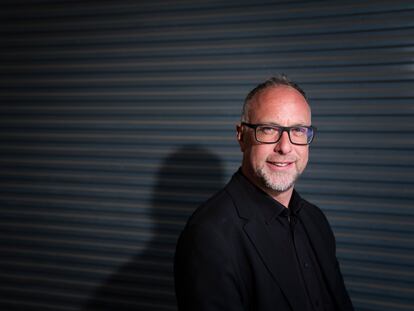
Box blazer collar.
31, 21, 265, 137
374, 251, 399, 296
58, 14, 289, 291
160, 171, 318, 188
226, 169, 303, 220
226, 170, 284, 220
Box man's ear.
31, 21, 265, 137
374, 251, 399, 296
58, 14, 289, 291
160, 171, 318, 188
236, 124, 246, 152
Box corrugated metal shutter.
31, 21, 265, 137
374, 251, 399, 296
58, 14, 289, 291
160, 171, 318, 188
1, 1, 413, 310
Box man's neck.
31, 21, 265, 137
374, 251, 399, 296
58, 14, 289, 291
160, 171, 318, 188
265, 187, 293, 208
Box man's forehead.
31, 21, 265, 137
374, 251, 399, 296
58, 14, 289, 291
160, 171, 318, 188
250, 86, 310, 111
247, 86, 311, 124
254, 85, 305, 101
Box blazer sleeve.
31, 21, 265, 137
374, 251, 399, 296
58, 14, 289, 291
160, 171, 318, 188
174, 223, 247, 311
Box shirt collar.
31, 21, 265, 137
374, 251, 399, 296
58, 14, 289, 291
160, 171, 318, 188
235, 169, 303, 223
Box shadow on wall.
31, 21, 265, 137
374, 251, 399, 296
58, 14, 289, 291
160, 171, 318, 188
84, 144, 225, 311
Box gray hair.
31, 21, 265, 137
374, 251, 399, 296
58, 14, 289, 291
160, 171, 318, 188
241, 75, 307, 122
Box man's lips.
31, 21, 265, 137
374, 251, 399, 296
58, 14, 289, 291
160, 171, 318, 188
267, 161, 295, 168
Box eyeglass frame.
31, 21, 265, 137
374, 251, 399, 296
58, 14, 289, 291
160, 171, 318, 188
241, 122, 316, 145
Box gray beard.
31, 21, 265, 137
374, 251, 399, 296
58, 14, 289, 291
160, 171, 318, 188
256, 167, 299, 193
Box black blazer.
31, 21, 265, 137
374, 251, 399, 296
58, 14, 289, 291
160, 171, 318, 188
174, 172, 354, 311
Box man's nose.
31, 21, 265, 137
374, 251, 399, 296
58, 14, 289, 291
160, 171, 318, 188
274, 131, 292, 154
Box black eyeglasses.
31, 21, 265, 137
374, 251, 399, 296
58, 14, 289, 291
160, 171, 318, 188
241, 122, 316, 145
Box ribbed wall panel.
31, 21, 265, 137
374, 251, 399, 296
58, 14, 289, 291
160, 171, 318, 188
1, 1, 413, 310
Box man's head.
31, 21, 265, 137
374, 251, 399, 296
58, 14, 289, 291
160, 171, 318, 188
237, 75, 314, 198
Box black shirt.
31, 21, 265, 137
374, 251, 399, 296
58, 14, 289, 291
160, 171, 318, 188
239, 171, 336, 311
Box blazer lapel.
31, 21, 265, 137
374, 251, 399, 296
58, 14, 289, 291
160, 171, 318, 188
243, 219, 308, 311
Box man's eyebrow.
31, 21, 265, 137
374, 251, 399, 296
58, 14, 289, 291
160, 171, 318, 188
257, 122, 310, 127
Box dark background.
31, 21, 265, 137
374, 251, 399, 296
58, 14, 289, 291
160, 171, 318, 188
1, 1, 413, 310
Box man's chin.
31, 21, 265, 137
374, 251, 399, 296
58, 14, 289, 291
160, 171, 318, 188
264, 180, 295, 193
258, 170, 297, 193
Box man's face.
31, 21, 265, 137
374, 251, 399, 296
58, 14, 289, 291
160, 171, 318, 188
237, 85, 311, 194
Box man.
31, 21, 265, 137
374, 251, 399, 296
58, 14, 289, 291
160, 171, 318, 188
174, 76, 354, 311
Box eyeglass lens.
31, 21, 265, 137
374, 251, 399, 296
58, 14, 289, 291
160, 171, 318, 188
255, 126, 312, 144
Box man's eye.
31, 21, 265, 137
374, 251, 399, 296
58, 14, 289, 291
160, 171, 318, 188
291, 127, 306, 136
260, 127, 278, 135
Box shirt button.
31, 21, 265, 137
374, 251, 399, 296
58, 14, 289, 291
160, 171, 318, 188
304, 262, 310, 268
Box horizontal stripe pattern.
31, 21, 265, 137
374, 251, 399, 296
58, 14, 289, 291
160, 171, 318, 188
1, 1, 413, 310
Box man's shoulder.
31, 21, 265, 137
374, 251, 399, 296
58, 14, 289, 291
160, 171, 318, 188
175, 184, 245, 252
187, 185, 238, 227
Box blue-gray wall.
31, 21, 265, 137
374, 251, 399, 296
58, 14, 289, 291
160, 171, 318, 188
1, 1, 413, 310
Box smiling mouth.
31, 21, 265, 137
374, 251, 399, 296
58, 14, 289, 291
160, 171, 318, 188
268, 161, 293, 167
274, 163, 289, 167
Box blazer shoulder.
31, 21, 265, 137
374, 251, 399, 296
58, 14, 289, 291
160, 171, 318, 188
186, 186, 239, 228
